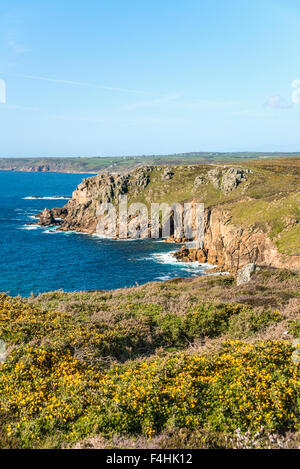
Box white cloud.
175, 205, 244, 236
264, 95, 293, 109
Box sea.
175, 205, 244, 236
0, 171, 212, 297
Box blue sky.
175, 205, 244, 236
0, 0, 300, 157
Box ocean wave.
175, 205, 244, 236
18, 225, 39, 230
23, 196, 71, 200
155, 275, 172, 281
116, 237, 143, 242
92, 233, 112, 239
42, 229, 60, 234
152, 252, 216, 271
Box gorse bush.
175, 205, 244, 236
0, 295, 282, 362
0, 341, 298, 448
123, 302, 278, 345
0, 294, 151, 362
0, 293, 298, 448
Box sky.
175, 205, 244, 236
0, 0, 300, 157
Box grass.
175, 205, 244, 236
230, 192, 300, 242
276, 225, 300, 255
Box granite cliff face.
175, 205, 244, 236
35, 162, 300, 273
56, 168, 151, 233
173, 207, 300, 273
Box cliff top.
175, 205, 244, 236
69, 158, 300, 257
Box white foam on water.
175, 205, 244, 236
23, 196, 71, 200
134, 256, 152, 261
152, 251, 217, 272
40, 225, 61, 234
19, 225, 38, 230
92, 233, 112, 239
155, 275, 172, 281
152, 252, 180, 265
43, 229, 59, 234
116, 237, 143, 242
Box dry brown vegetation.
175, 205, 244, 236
27, 267, 300, 356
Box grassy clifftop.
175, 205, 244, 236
131, 159, 300, 256
0, 268, 299, 449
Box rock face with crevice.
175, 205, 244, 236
173, 207, 300, 273
50, 168, 153, 233
34, 163, 300, 273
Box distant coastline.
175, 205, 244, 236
1, 152, 299, 174
0, 169, 98, 175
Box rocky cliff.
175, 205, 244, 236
35, 160, 300, 273
173, 206, 300, 273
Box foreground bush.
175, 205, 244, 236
0, 341, 298, 448
0, 295, 283, 363
0, 290, 298, 448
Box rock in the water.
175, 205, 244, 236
237, 263, 257, 286
173, 245, 208, 263
51, 207, 68, 219
0, 339, 6, 363
38, 208, 56, 226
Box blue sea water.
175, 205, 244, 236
0, 171, 211, 297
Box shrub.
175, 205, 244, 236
0, 341, 298, 447
288, 320, 300, 339
228, 309, 283, 338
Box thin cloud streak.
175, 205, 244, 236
121, 94, 181, 111
0, 103, 39, 111
122, 97, 237, 111
231, 109, 276, 118
6, 73, 147, 95
8, 40, 30, 54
